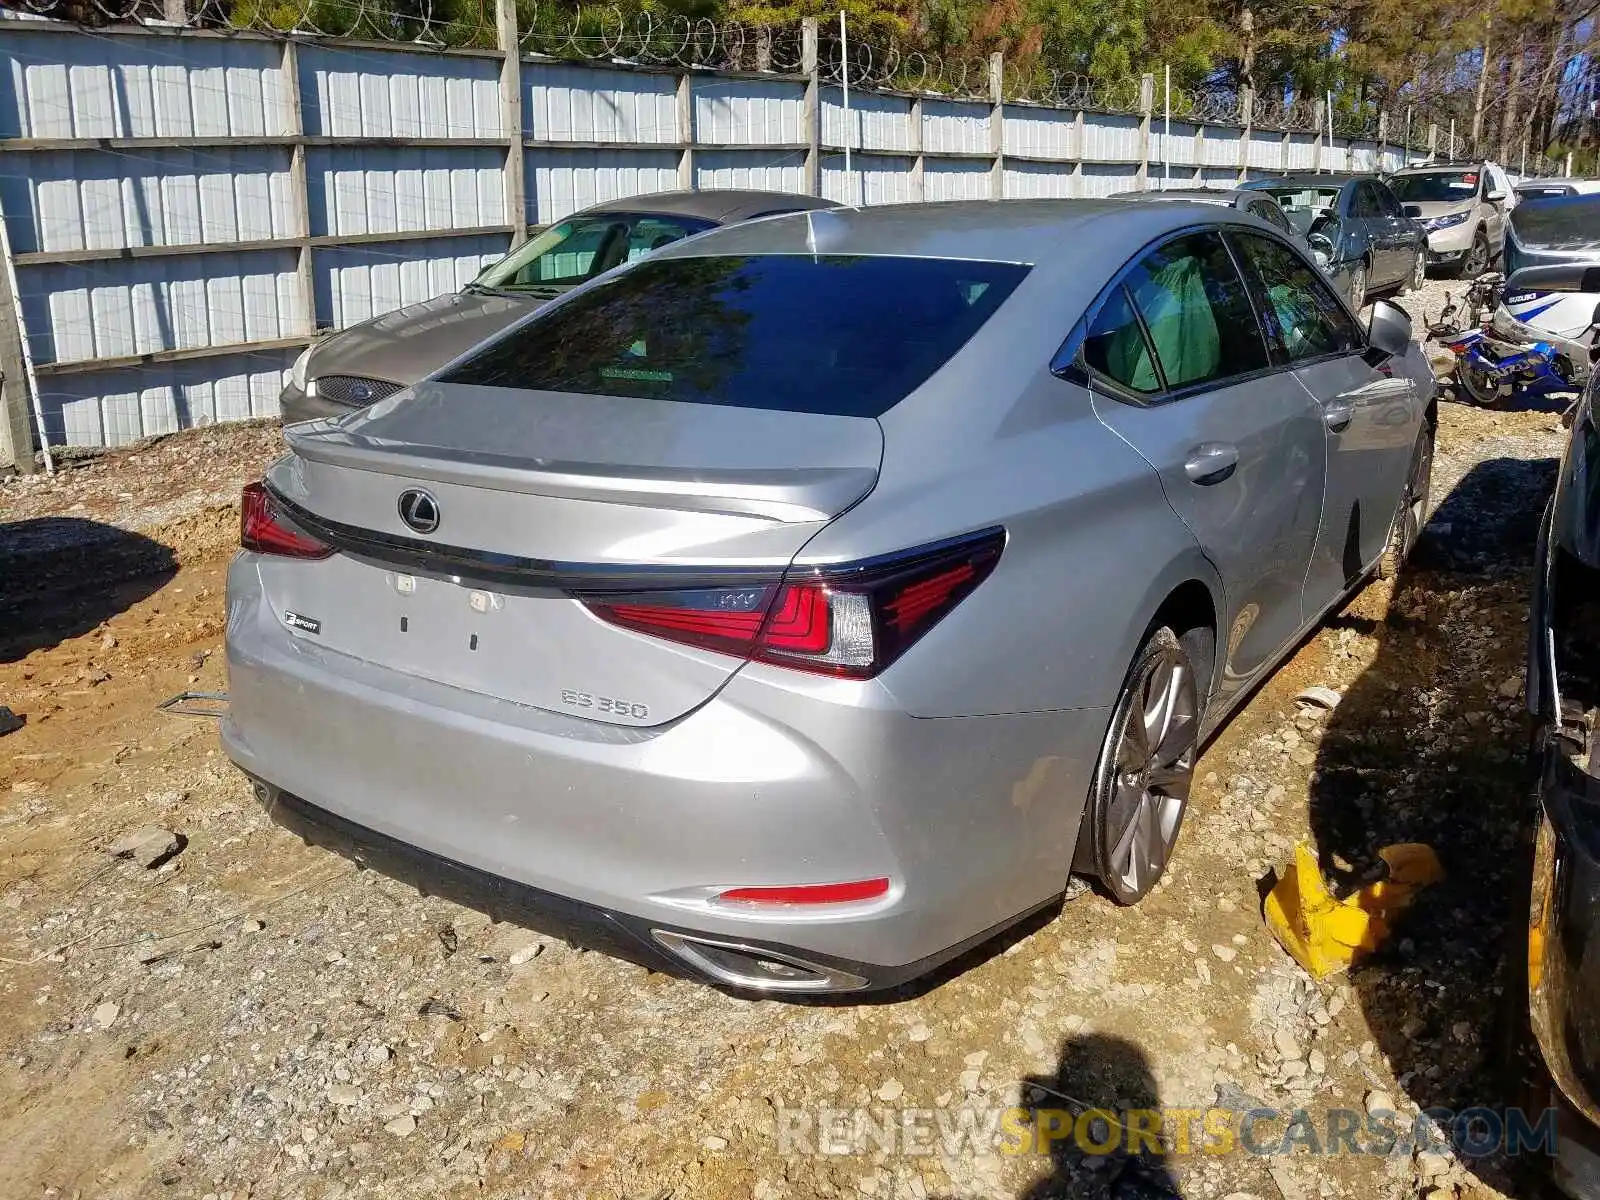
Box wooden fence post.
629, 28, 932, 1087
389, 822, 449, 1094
1238, 86, 1254, 183
1137, 73, 1154, 189
802, 18, 820, 197
989, 53, 1005, 200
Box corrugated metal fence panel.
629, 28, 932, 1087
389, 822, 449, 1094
0, 146, 296, 255
18, 248, 303, 365
314, 233, 509, 331
923, 160, 990, 201
1347, 140, 1379, 172
692, 78, 804, 145
1379, 146, 1406, 173
1081, 113, 1140, 162
1199, 125, 1240, 167
299, 45, 502, 139
1248, 132, 1282, 169
922, 99, 990, 154
1081, 163, 1140, 196
1003, 160, 1074, 199
1323, 142, 1351, 172
525, 147, 680, 224
526, 63, 679, 144
1, 30, 291, 139
1153, 122, 1199, 167
694, 151, 806, 194
1003, 106, 1076, 160
306, 145, 504, 238
1287, 134, 1316, 170
821, 88, 912, 152
822, 155, 915, 205
38, 347, 297, 448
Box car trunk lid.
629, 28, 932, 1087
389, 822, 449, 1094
256, 381, 882, 725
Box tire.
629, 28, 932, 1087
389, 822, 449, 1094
1399, 248, 1426, 296
1347, 260, 1369, 311
1379, 421, 1435, 580
1455, 358, 1502, 406
1081, 626, 1209, 904
1461, 231, 1491, 279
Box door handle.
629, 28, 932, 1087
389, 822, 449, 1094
1183, 442, 1238, 485
1323, 399, 1355, 431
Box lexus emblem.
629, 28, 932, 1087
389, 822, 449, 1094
397, 489, 440, 534
349, 381, 374, 403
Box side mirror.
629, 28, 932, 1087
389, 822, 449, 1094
1487, 188, 1507, 203
1366, 298, 1412, 358
1402, 204, 1423, 218
1307, 232, 1335, 266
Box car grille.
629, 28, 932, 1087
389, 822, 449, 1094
314, 375, 404, 406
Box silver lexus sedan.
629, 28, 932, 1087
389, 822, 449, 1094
223, 200, 1436, 993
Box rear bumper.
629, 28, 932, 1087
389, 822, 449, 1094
223, 555, 1110, 990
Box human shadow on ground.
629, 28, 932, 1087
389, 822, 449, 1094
0, 517, 177, 663
1306, 453, 1560, 1197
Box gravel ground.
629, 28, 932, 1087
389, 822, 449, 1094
0, 295, 1574, 1200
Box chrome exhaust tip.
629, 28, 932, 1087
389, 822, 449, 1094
650, 930, 868, 993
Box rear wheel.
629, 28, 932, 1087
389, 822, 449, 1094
1399, 248, 1426, 295
1083, 627, 1206, 904
1456, 358, 1503, 406
1347, 260, 1369, 311
1379, 422, 1435, 580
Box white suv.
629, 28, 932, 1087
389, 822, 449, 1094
1388, 161, 1516, 278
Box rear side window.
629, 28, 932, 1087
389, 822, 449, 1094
439, 255, 1028, 417
1082, 286, 1162, 393
1230, 231, 1361, 362
1351, 183, 1382, 218
1247, 199, 1294, 236
1121, 231, 1270, 389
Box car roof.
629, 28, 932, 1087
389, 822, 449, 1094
1390, 164, 1480, 174
1244, 174, 1369, 188
579, 189, 840, 223
647, 198, 1274, 268
1111, 187, 1262, 206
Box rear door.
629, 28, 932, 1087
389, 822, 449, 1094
1079, 229, 1328, 703
1230, 229, 1421, 609
255, 251, 1028, 726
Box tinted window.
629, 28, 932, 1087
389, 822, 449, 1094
1351, 183, 1382, 218
1082, 286, 1162, 393
1247, 198, 1294, 235
1120, 231, 1270, 389
1374, 183, 1406, 217
440, 254, 1029, 417
1510, 194, 1600, 253
475, 213, 715, 290
1250, 186, 1342, 235
1231, 232, 1361, 362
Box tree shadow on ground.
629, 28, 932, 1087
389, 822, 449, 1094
1307, 453, 1560, 1197
0, 517, 177, 663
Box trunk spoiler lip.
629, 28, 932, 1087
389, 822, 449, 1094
283, 425, 876, 525
264, 482, 792, 594
264, 481, 1005, 599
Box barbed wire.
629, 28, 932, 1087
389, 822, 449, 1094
6, 0, 1576, 169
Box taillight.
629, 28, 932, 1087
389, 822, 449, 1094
582, 528, 1004, 679
717, 878, 890, 906
240, 481, 333, 560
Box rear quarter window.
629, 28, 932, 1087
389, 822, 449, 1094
438, 254, 1030, 417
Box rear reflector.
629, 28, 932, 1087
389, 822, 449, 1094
582, 528, 1004, 679
717, 878, 890, 906
241, 481, 334, 560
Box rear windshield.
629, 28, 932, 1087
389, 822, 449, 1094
1510, 195, 1600, 253
439, 254, 1030, 417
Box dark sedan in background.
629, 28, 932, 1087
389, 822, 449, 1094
279, 189, 838, 424
1242, 174, 1427, 309
1524, 252, 1600, 1200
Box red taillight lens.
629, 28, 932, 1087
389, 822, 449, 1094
582, 529, 1004, 679
717, 878, 890, 906
240, 481, 334, 560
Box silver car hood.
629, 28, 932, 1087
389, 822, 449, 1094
305, 290, 545, 387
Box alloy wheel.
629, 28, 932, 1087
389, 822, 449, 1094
1463, 234, 1490, 278
1348, 262, 1368, 311
1095, 633, 1198, 903
1404, 250, 1426, 294
1380, 425, 1434, 579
